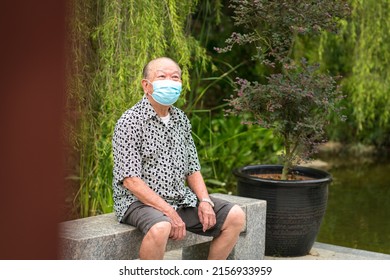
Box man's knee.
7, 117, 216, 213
145, 221, 171, 242
140, 221, 171, 259
226, 205, 246, 230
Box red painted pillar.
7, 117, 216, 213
0, 0, 66, 259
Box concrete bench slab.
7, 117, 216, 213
59, 193, 266, 260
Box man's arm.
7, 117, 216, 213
186, 171, 216, 232
123, 177, 186, 240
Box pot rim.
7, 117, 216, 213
233, 164, 332, 185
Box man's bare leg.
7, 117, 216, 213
207, 205, 246, 260
139, 221, 171, 260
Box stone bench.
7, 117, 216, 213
59, 193, 266, 260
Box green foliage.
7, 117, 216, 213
184, 1, 284, 191
217, 0, 350, 65
342, 0, 390, 144
67, 0, 210, 218
218, 0, 349, 179
191, 111, 282, 193
305, 0, 390, 146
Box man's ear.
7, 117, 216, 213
141, 79, 150, 94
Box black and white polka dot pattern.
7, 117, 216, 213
112, 96, 200, 221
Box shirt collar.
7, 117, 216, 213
140, 95, 179, 122
140, 96, 157, 121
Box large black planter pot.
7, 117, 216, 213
233, 165, 331, 257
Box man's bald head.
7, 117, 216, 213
142, 57, 181, 80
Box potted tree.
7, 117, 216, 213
216, 0, 350, 256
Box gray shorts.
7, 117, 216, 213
121, 197, 235, 238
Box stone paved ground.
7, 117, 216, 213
163, 242, 390, 260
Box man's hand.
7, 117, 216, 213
198, 201, 216, 232
166, 209, 186, 240
123, 177, 187, 240
186, 171, 216, 232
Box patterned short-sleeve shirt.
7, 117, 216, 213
112, 96, 200, 221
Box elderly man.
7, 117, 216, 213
112, 57, 245, 260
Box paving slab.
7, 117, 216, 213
265, 242, 390, 260
164, 242, 390, 260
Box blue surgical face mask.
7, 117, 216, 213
147, 79, 182, 106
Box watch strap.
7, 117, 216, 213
200, 198, 215, 208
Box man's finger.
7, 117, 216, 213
203, 215, 213, 232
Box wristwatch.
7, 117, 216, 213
200, 198, 215, 208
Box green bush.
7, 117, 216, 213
190, 111, 282, 193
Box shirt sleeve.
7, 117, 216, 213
112, 113, 142, 184
185, 117, 201, 176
